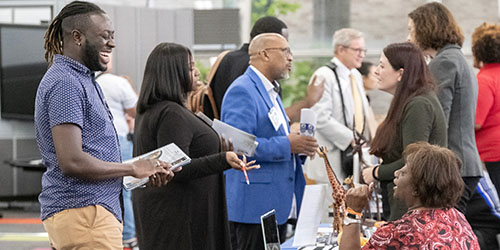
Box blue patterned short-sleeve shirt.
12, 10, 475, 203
35, 54, 122, 222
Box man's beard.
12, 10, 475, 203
279, 70, 290, 80
82, 42, 106, 72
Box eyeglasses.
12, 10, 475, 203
264, 47, 292, 56
344, 46, 367, 54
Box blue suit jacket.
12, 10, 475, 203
221, 67, 305, 225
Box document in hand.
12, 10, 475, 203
122, 143, 191, 191
212, 119, 258, 157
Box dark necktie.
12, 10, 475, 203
271, 81, 281, 94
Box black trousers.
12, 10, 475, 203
485, 161, 500, 197
456, 176, 481, 214
230, 221, 287, 250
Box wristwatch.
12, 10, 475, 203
343, 212, 361, 226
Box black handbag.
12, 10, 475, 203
325, 62, 354, 176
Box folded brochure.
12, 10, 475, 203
211, 119, 258, 157
123, 143, 190, 191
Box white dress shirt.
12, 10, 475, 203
249, 65, 297, 219
249, 65, 289, 135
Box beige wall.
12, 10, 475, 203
281, 0, 500, 54
351, 0, 422, 48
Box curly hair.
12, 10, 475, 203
408, 2, 464, 50
403, 142, 464, 208
472, 22, 500, 66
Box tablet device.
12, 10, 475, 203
261, 209, 281, 250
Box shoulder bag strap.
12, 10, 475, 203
325, 62, 348, 127
206, 50, 231, 85
206, 50, 231, 119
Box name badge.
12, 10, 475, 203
268, 107, 281, 131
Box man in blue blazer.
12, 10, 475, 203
221, 33, 318, 250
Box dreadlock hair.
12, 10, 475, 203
44, 1, 105, 64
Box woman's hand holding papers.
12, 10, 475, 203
220, 136, 234, 152
130, 159, 169, 179
149, 162, 176, 187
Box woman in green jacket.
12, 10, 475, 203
362, 42, 447, 221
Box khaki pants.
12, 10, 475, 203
42, 205, 123, 250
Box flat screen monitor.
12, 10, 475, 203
0, 24, 47, 120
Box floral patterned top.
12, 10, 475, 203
363, 208, 479, 250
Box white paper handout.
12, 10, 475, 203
211, 119, 258, 157
122, 143, 191, 191
293, 184, 327, 247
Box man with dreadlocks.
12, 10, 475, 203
34, 1, 174, 249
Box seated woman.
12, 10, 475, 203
340, 142, 480, 250
132, 42, 258, 250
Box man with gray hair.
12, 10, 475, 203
304, 28, 371, 189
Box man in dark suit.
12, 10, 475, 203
205, 16, 324, 122
221, 33, 318, 250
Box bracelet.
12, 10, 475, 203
372, 165, 380, 181
343, 216, 361, 226
346, 207, 362, 218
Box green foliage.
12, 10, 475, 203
196, 57, 331, 109
281, 58, 330, 107
195, 61, 210, 83
251, 0, 300, 26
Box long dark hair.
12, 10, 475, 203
370, 42, 436, 157
44, 1, 104, 64
137, 42, 193, 114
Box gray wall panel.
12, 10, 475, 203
113, 6, 140, 89
16, 139, 40, 159
16, 138, 42, 195
137, 7, 158, 88
193, 9, 240, 45
0, 139, 14, 196
157, 10, 176, 43
174, 9, 194, 49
